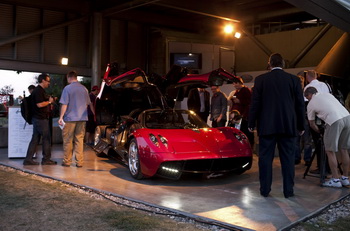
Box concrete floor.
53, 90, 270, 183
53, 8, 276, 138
1, 145, 349, 231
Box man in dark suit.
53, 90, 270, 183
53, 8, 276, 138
248, 53, 305, 198
187, 88, 210, 123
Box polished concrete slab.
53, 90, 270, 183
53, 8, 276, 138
1, 145, 349, 231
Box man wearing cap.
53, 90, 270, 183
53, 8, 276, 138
228, 76, 253, 146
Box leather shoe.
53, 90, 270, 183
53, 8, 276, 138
284, 193, 294, 198
76, 164, 83, 168
260, 192, 269, 197
23, 159, 40, 165
61, 163, 70, 167
41, 160, 57, 165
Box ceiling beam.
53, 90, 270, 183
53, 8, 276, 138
285, 0, 350, 33
0, 16, 88, 47
154, 3, 240, 23
102, 0, 161, 17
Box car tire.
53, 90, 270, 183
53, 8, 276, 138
128, 138, 144, 179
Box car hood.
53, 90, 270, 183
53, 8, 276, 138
136, 127, 250, 157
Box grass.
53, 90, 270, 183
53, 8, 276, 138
0, 166, 209, 231
295, 218, 350, 231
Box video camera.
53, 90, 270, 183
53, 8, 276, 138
315, 116, 325, 135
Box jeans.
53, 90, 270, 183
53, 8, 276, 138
25, 117, 51, 162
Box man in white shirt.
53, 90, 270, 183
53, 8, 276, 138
304, 70, 331, 94
304, 70, 332, 174
304, 87, 350, 188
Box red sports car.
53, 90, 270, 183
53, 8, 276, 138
93, 64, 252, 179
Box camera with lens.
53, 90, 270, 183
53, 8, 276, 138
315, 116, 325, 134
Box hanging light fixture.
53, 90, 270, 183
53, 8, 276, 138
61, 57, 68, 65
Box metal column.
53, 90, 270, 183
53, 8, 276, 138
91, 13, 102, 87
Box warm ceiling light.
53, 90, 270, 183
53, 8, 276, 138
224, 25, 234, 34
234, 32, 241, 39
61, 57, 68, 65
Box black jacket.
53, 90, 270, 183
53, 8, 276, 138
187, 88, 210, 116
248, 69, 305, 136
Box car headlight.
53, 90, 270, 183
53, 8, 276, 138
233, 131, 247, 143
158, 135, 168, 147
149, 133, 159, 146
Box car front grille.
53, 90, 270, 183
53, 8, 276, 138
156, 157, 252, 179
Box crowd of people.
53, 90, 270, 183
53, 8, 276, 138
21, 53, 350, 198
187, 53, 350, 196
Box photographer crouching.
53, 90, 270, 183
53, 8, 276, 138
304, 87, 350, 187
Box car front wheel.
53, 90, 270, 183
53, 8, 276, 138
128, 138, 144, 179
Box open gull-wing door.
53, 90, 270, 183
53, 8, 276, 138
95, 64, 168, 126
164, 68, 239, 108
176, 68, 238, 88
103, 64, 148, 86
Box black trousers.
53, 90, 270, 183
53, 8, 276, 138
197, 112, 209, 124
259, 134, 296, 196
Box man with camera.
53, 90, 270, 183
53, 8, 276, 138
304, 87, 350, 187
304, 70, 332, 173
23, 73, 56, 165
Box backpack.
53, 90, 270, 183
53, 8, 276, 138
21, 95, 33, 124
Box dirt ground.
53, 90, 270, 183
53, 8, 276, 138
0, 165, 219, 231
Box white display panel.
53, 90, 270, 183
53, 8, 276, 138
8, 106, 32, 158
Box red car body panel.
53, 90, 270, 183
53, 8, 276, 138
177, 67, 238, 86
130, 127, 252, 177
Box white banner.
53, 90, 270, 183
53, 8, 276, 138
8, 106, 32, 158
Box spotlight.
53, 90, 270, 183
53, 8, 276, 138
234, 32, 241, 39
61, 57, 68, 65
224, 25, 234, 34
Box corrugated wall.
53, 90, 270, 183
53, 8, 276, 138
0, 3, 89, 69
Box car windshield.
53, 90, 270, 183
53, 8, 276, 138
144, 110, 209, 129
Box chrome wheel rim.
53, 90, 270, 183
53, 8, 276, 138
94, 127, 101, 146
128, 142, 139, 176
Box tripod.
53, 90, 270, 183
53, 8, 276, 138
303, 133, 327, 184
303, 133, 343, 185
